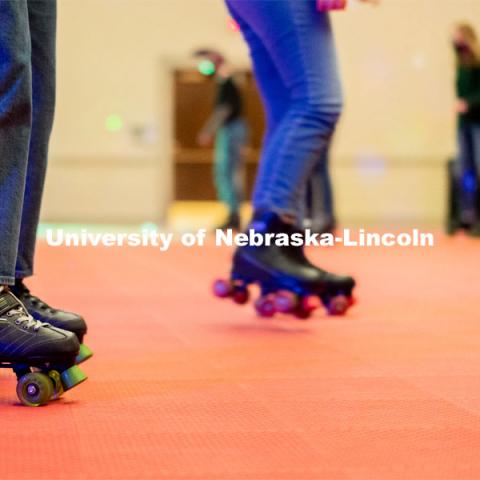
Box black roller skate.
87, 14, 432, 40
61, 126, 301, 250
213, 211, 355, 319
11, 279, 93, 364
0, 287, 87, 406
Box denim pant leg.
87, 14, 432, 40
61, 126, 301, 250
15, 0, 56, 278
457, 124, 478, 223
226, 0, 342, 220
227, 119, 247, 212
214, 119, 246, 214
472, 124, 480, 219
0, 0, 32, 286
472, 125, 480, 177
307, 141, 335, 225
225, 1, 289, 213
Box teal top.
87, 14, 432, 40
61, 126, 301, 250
457, 63, 480, 126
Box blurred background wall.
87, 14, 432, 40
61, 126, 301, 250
42, 0, 480, 227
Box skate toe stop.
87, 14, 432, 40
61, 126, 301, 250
61, 365, 88, 391
76, 344, 94, 364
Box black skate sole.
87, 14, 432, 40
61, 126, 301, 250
0, 352, 78, 370
213, 252, 355, 318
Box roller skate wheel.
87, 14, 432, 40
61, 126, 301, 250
232, 287, 249, 305
60, 365, 88, 391
294, 296, 315, 320
254, 297, 276, 318
17, 372, 54, 407
328, 295, 350, 316
48, 370, 65, 400
212, 279, 232, 298
273, 291, 297, 313
76, 343, 94, 365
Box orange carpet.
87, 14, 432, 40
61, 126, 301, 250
1, 233, 479, 480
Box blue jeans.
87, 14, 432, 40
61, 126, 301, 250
214, 118, 247, 214
226, 0, 342, 221
306, 141, 335, 229
457, 123, 480, 224
0, 0, 56, 285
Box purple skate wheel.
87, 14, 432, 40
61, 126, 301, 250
212, 279, 232, 298
327, 295, 349, 316
254, 296, 276, 318
273, 291, 297, 313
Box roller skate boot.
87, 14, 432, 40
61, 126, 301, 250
0, 287, 87, 406
213, 211, 355, 319
11, 280, 92, 364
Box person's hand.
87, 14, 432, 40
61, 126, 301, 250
317, 0, 379, 11
317, 0, 347, 12
456, 99, 469, 114
197, 131, 213, 147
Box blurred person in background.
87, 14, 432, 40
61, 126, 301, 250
194, 49, 247, 231
452, 23, 480, 236
0, 0, 91, 365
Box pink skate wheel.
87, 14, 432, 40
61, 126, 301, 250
294, 305, 312, 320
302, 296, 320, 311
273, 291, 297, 313
327, 295, 349, 316
254, 297, 276, 318
232, 288, 249, 305
212, 279, 232, 298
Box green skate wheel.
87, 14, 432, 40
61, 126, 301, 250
48, 370, 65, 400
61, 365, 87, 391
76, 344, 94, 364
17, 372, 54, 407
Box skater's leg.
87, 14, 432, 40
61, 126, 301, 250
471, 124, 480, 187
214, 120, 247, 230
215, 1, 353, 318
0, 0, 33, 286
226, 0, 342, 221
214, 124, 242, 229
15, 0, 57, 279
469, 124, 480, 232
307, 141, 336, 232
225, 2, 290, 207
226, 119, 247, 216
9, 0, 91, 363
226, 1, 289, 137
457, 124, 477, 225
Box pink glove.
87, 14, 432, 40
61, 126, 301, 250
317, 0, 347, 11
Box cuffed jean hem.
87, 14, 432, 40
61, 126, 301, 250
0, 276, 16, 286
15, 270, 32, 279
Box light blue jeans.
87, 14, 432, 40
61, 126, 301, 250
0, 0, 56, 285
226, 0, 342, 221
214, 118, 247, 214
457, 123, 480, 224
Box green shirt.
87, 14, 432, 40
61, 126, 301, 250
457, 64, 480, 126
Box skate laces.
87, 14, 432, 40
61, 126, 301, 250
27, 294, 54, 312
6, 308, 45, 332
17, 283, 55, 313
